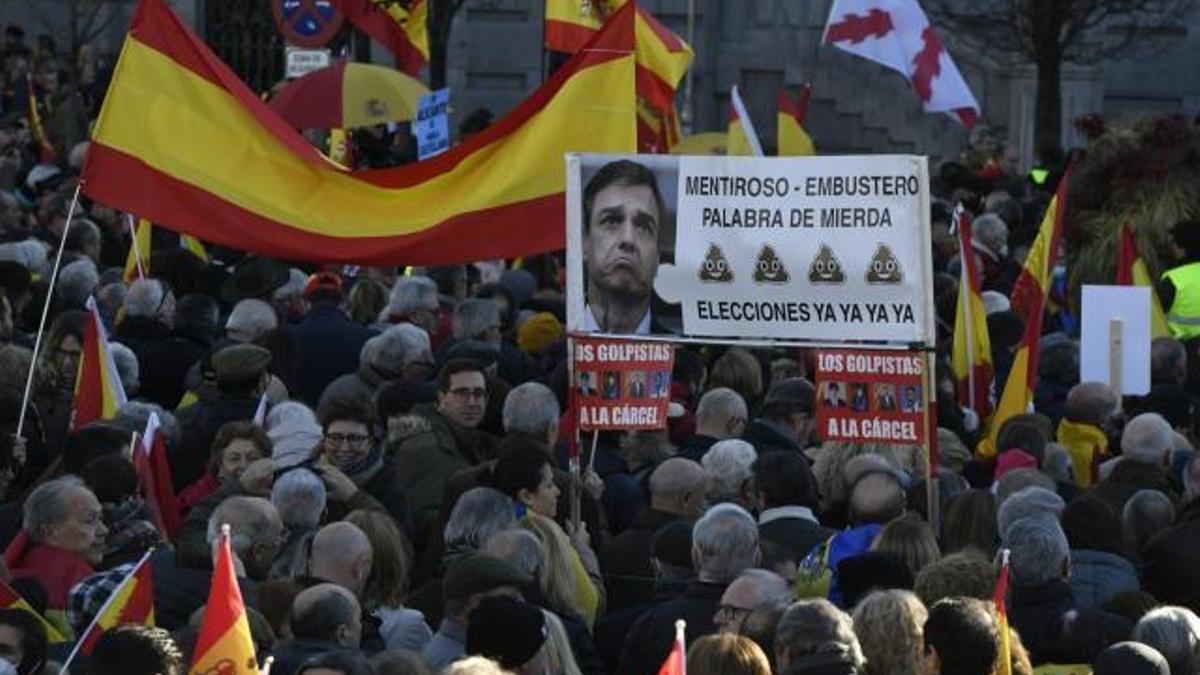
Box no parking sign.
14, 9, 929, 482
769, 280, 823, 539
272, 0, 345, 48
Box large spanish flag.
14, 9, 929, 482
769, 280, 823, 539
71, 297, 128, 431
190, 526, 258, 675
0, 579, 68, 644
328, 0, 428, 76
951, 206, 993, 419
777, 87, 816, 156
1117, 222, 1170, 338
83, 0, 637, 266
63, 549, 155, 665
978, 169, 1071, 457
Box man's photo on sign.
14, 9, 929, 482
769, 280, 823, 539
900, 384, 923, 412
850, 383, 869, 412
822, 381, 847, 408
602, 371, 620, 400
874, 383, 897, 411
626, 371, 647, 398
577, 370, 598, 397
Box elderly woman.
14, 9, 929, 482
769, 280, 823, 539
177, 421, 271, 514
318, 323, 432, 411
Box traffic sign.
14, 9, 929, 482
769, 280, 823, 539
272, 0, 345, 48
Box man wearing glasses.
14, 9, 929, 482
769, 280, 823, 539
317, 395, 410, 531
395, 359, 494, 541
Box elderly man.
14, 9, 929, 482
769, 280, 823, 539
774, 598, 865, 674
270, 468, 326, 578
380, 275, 441, 337
292, 272, 377, 406
601, 457, 709, 612
743, 378, 816, 455
422, 554, 530, 671
3, 477, 106, 617
582, 159, 666, 335
1128, 337, 1193, 431
714, 568, 790, 634
1005, 516, 1130, 665
225, 299, 277, 344
1094, 412, 1176, 512
318, 323, 431, 411
1144, 456, 1200, 611
680, 388, 748, 461
114, 278, 183, 408
754, 451, 832, 568
442, 298, 536, 386
1056, 381, 1120, 488
618, 503, 760, 675
701, 439, 757, 511
270, 584, 364, 675
971, 212, 1017, 294
303, 521, 385, 654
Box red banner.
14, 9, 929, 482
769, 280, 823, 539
574, 337, 674, 430
815, 348, 926, 444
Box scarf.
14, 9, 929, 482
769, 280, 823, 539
1056, 420, 1109, 489
344, 445, 384, 485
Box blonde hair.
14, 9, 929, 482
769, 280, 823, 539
541, 610, 583, 675
851, 590, 928, 675
520, 513, 585, 619
345, 509, 414, 608
871, 514, 941, 577
686, 634, 772, 675
441, 656, 512, 674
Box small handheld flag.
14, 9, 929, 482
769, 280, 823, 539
61, 549, 156, 668
994, 549, 1012, 675
657, 619, 686, 675
0, 579, 68, 643
71, 297, 128, 431
726, 85, 763, 157
189, 524, 259, 675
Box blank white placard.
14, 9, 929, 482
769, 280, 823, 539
1080, 285, 1151, 395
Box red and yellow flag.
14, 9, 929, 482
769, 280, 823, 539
65, 550, 155, 662
994, 550, 1012, 675
71, 297, 128, 431
979, 169, 1071, 457
83, 0, 637, 266
135, 412, 181, 536
328, 0, 428, 76
726, 85, 763, 157
657, 619, 686, 675
27, 74, 56, 164
0, 579, 68, 643
545, 0, 623, 52
952, 206, 993, 419
190, 526, 258, 675
1117, 222, 1170, 339
123, 217, 152, 283
777, 87, 816, 156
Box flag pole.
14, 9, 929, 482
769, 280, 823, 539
16, 181, 82, 442
683, 0, 695, 135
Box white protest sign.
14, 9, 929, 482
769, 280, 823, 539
1080, 285, 1151, 395
412, 88, 449, 160
565, 154, 935, 345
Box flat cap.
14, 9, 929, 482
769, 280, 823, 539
212, 343, 272, 383
442, 554, 531, 602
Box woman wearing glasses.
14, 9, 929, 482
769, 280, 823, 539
317, 395, 411, 534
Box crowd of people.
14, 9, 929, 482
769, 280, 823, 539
4, 21, 1200, 675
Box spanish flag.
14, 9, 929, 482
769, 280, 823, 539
123, 217, 151, 283
27, 74, 56, 164
0, 579, 68, 644
181, 233, 209, 263
328, 0, 428, 76
726, 85, 763, 156
777, 87, 816, 156
1117, 222, 1170, 338
978, 169, 1071, 457
994, 550, 1012, 675
190, 525, 258, 675
71, 297, 128, 431
83, 0, 637, 266
545, 0, 623, 53
951, 206, 993, 419
135, 412, 181, 537
63, 549, 155, 665
656, 619, 686, 675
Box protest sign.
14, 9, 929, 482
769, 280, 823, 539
814, 348, 927, 444
573, 336, 674, 430
565, 154, 935, 345
1081, 285, 1151, 395
413, 88, 450, 160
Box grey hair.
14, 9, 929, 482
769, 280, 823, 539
108, 341, 139, 394
733, 568, 792, 606
113, 401, 180, 448
206, 496, 277, 557
124, 278, 167, 319
701, 439, 756, 503
502, 382, 560, 437
1132, 606, 1200, 675
1124, 489, 1176, 555
1121, 412, 1174, 466
273, 268, 307, 303
23, 475, 87, 542
972, 213, 1008, 256
271, 468, 326, 530
997, 486, 1064, 539
1006, 515, 1069, 587
57, 259, 98, 308
381, 275, 437, 320
361, 323, 429, 373
225, 299, 277, 342
483, 529, 543, 579
776, 598, 866, 668
1041, 443, 1074, 484
452, 299, 500, 340
692, 502, 759, 583
0, 240, 48, 276
695, 387, 747, 428
444, 487, 517, 550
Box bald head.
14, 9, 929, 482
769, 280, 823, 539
206, 496, 282, 581
309, 522, 373, 598
849, 473, 905, 525
649, 457, 711, 518
291, 583, 362, 648
1065, 382, 1118, 426
842, 454, 894, 490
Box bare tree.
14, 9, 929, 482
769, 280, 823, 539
25, 0, 131, 63
928, 0, 1197, 152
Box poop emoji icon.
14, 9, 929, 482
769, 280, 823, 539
807, 245, 845, 284
753, 245, 790, 284
866, 244, 903, 284
699, 244, 734, 283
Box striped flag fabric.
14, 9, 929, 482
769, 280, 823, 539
82, 0, 637, 266
978, 169, 1071, 457
0, 579, 68, 644
726, 85, 763, 157
190, 525, 258, 675
994, 550, 1012, 675
62, 550, 155, 665
777, 87, 816, 156
123, 216, 151, 283
1117, 223, 1170, 338
656, 619, 686, 675
134, 412, 181, 537
951, 205, 993, 419
327, 0, 428, 76
26, 74, 56, 163
71, 297, 128, 431
252, 392, 268, 428
180, 233, 209, 263
545, 0, 623, 53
